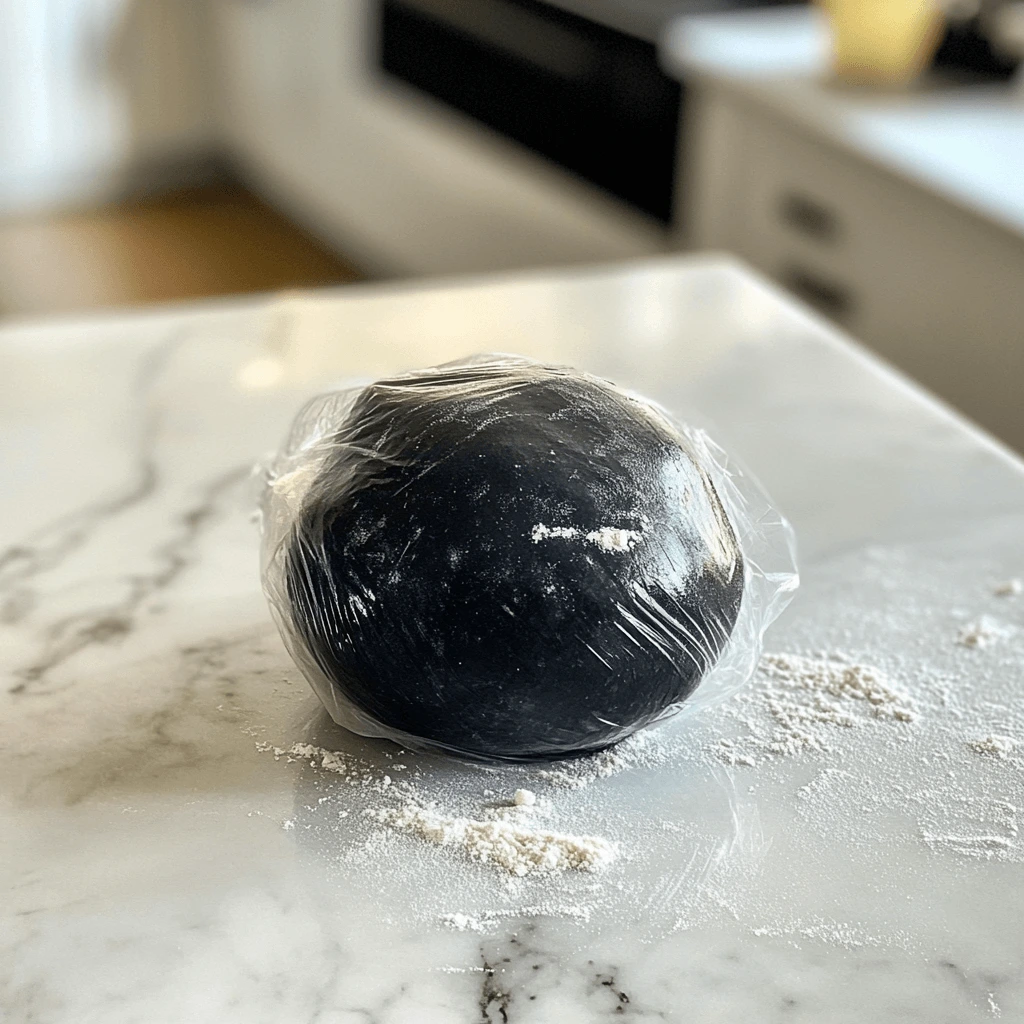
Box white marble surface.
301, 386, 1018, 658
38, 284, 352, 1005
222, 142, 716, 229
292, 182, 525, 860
662, 8, 1024, 241
3, 256, 1024, 1023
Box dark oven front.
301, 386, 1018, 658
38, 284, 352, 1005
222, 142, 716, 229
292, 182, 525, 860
379, 0, 684, 225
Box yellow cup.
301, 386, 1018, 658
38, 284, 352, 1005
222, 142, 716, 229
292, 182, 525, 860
817, 0, 944, 85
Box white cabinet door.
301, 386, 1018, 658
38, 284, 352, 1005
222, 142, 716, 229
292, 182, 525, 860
210, 0, 664, 277
689, 87, 1024, 449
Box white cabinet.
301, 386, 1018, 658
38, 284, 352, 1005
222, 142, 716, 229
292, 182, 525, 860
0, 0, 213, 213
685, 86, 1024, 451
209, 0, 664, 278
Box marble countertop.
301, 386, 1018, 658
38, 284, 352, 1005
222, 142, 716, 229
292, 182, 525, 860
3, 256, 1024, 1022
661, 8, 1024, 242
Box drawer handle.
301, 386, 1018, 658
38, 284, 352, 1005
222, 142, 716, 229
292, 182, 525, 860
779, 192, 841, 243
780, 264, 854, 321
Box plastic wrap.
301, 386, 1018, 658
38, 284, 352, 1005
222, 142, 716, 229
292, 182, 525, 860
259, 356, 797, 762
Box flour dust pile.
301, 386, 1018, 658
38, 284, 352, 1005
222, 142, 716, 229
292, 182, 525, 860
968, 735, 1019, 759
252, 715, 712, 935
260, 741, 618, 878
717, 651, 915, 766
367, 802, 615, 876
956, 616, 1013, 649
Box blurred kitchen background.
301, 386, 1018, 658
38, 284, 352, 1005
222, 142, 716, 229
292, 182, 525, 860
1, 0, 1023, 446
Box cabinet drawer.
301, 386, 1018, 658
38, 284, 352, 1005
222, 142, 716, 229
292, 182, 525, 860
737, 114, 879, 328
728, 108, 1024, 448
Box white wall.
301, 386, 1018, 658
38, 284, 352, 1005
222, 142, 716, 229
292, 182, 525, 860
0, 0, 216, 214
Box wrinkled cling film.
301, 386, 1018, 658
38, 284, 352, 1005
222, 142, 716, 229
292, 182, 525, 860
259, 355, 798, 762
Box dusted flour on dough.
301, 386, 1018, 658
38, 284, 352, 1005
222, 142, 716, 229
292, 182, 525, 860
530, 523, 642, 553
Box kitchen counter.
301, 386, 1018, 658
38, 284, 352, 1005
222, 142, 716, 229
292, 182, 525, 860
538, 1, 813, 45
662, 7, 1024, 242
536, 0, 673, 41
536, 0, 776, 44
4, 256, 1024, 1022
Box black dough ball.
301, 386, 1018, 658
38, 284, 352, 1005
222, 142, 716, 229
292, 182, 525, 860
285, 362, 743, 762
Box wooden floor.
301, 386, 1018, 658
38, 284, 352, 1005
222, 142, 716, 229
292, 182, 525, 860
0, 184, 362, 319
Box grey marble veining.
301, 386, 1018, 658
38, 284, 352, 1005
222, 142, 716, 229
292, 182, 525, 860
2, 257, 1024, 1022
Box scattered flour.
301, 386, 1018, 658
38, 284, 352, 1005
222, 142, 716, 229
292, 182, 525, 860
254, 558, 1024, 942
258, 737, 617, 879
530, 524, 579, 543
968, 735, 1019, 759
365, 802, 616, 876
265, 741, 403, 792
288, 742, 359, 773
587, 527, 642, 553
993, 579, 1022, 597
918, 796, 1020, 859
921, 832, 1015, 857
537, 729, 668, 789
957, 617, 1012, 648
514, 903, 593, 923
530, 523, 641, 553
440, 912, 487, 933
718, 652, 914, 765
439, 903, 591, 931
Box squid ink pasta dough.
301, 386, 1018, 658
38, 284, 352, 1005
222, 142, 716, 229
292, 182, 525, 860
283, 361, 744, 762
